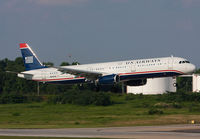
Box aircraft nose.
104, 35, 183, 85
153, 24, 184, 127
188, 64, 196, 73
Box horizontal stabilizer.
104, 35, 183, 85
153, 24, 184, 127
6, 71, 33, 76
6, 71, 18, 74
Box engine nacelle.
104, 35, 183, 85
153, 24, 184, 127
125, 79, 147, 86
98, 74, 119, 85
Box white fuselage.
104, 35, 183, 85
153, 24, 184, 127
18, 56, 196, 84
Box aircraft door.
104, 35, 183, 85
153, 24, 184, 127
168, 57, 173, 70
130, 63, 136, 72
41, 70, 46, 81
87, 67, 93, 72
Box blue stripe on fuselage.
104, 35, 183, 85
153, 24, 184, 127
120, 71, 181, 81
46, 78, 86, 85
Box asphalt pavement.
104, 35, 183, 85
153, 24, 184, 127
0, 124, 200, 139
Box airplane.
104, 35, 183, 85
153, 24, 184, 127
17, 43, 196, 86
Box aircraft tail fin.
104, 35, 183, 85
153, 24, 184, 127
19, 43, 46, 71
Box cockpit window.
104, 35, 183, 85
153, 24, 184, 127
179, 61, 190, 64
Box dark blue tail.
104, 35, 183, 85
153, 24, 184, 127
20, 43, 47, 71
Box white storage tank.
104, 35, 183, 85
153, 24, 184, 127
127, 77, 176, 94
192, 74, 200, 92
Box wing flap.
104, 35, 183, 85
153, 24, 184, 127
6, 71, 33, 76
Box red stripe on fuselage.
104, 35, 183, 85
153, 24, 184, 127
34, 77, 85, 82
119, 70, 184, 76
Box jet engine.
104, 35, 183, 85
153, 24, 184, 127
124, 79, 147, 86
98, 74, 119, 85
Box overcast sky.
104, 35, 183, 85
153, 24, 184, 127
0, 0, 200, 67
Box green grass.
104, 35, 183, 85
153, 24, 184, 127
0, 94, 200, 128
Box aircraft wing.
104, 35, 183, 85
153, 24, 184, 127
59, 67, 103, 80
